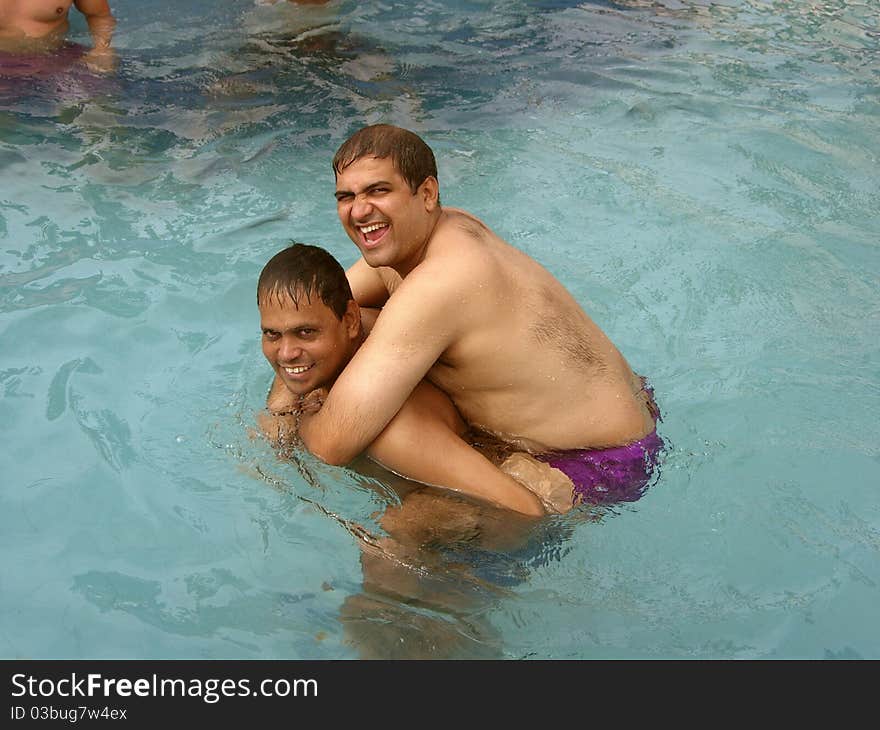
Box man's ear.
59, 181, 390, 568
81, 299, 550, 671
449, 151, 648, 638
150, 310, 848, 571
344, 299, 361, 339
419, 176, 440, 212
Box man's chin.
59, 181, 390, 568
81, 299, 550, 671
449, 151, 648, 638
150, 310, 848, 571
355, 238, 390, 264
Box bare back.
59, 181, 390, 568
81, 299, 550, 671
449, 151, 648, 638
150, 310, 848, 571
372, 208, 655, 452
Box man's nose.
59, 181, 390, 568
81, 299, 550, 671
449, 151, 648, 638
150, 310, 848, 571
351, 193, 373, 220
278, 338, 302, 362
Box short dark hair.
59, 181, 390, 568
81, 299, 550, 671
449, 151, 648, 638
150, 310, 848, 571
257, 243, 352, 319
332, 124, 438, 194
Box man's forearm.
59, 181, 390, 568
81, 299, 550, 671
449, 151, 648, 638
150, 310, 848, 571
266, 374, 298, 414
297, 409, 368, 466
86, 13, 115, 49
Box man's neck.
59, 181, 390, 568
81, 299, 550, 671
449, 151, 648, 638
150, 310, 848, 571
394, 206, 443, 279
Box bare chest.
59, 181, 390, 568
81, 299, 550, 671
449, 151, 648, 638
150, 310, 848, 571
1, 1, 72, 37
22, 1, 72, 22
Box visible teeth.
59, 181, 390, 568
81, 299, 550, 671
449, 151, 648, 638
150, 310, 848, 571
284, 365, 311, 375
360, 222, 386, 233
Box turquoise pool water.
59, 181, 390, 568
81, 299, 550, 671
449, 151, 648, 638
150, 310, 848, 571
1, 0, 878, 659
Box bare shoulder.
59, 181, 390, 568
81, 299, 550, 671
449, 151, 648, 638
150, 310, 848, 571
377, 249, 487, 340
376, 265, 403, 295
410, 247, 491, 303
421, 209, 502, 276
393, 254, 472, 307
440, 207, 495, 243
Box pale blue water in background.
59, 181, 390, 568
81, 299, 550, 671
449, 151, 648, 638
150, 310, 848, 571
1, 0, 878, 659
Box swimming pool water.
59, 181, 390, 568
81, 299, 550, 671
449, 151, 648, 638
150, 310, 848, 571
1, 0, 878, 659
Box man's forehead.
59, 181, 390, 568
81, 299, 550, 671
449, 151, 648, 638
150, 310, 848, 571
259, 288, 333, 316
335, 155, 399, 185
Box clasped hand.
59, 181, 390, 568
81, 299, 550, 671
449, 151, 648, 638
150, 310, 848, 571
296, 387, 328, 417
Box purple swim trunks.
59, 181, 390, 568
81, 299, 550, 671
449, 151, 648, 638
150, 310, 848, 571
534, 430, 663, 505
534, 382, 664, 505
0, 44, 85, 77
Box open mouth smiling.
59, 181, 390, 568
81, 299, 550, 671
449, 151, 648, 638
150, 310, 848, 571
359, 222, 388, 244
283, 364, 314, 376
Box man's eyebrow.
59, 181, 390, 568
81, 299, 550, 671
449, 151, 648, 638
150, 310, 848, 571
261, 322, 321, 332
334, 180, 393, 198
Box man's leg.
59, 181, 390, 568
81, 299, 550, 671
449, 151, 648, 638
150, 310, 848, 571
365, 380, 546, 517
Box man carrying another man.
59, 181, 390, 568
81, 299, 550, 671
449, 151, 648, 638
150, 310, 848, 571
283, 124, 662, 514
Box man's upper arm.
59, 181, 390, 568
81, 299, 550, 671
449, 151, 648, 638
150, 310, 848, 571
346, 258, 390, 308
75, 0, 114, 18
298, 268, 461, 465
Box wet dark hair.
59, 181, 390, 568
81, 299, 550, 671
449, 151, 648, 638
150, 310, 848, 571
257, 243, 352, 320
332, 124, 438, 194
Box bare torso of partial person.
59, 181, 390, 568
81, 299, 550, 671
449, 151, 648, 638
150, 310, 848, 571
374, 207, 656, 454
0, 0, 74, 48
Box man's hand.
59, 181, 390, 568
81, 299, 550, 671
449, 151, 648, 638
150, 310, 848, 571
256, 410, 298, 448
299, 387, 329, 416
261, 374, 324, 447
82, 46, 117, 73
259, 384, 329, 449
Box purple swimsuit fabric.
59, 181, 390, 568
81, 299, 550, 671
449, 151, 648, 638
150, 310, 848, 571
535, 430, 664, 505
535, 381, 664, 505
0, 44, 115, 104
0, 44, 85, 76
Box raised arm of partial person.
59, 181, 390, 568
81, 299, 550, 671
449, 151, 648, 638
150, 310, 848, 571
76, 0, 116, 72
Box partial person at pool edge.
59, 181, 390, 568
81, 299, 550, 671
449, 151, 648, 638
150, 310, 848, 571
297, 124, 663, 508
256, 242, 574, 517
0, 0, 116, 72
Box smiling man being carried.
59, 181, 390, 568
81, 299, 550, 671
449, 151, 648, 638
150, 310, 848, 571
296, 124, 663, 509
